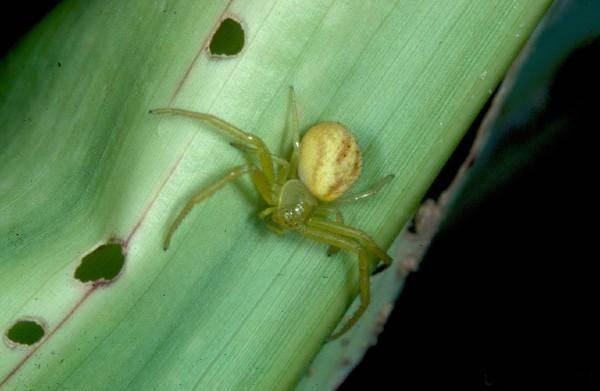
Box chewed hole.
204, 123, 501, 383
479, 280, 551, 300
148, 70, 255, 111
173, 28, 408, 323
209, 17, 244, 56
75, 242, 125, 283
6, 320, 45, 346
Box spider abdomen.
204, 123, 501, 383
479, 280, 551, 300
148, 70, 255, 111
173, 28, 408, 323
298, 122, 362, 201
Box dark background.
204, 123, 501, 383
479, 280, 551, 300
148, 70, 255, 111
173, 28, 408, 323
0, 1, 61, 58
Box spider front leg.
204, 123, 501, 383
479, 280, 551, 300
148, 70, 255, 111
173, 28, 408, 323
150, 107, 276, 186
229, 141, 291, 188
309, 218, 392, 273
313, 206, 345, 256
302, 226, 371, 340
163, 164, 272, 250
257, 207, 288, 235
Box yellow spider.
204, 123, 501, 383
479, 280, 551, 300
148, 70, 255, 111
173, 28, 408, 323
150, 88, 393, 339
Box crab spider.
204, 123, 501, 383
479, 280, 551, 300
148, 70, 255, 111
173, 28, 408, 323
150, 88, 393, 340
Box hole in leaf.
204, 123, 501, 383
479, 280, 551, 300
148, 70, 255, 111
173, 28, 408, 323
209, 17, 244, 56
75, 242, 125, 283
6, 320, 45, 346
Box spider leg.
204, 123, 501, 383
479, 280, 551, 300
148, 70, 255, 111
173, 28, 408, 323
247, 167, 276, 205
230, 87, 300, 190
314, 206, 344, 223
301, 226, 371, 340
266, 222, 286, 235
228, 141, 255, 153
258, 208, 288, 234
229, 141, 290, 188
333, 174, 395, 204
313, 206, 345, 256
229, 142, 289, 167
308, 218, 392, 271
258, 206, 277, 219
164, 164, 258, 250
150, 108, 276, 184
287, 86, 300, 180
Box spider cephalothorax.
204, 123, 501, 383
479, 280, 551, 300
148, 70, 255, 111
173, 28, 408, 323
150, 88, 393, 340
269, 180, 317, 230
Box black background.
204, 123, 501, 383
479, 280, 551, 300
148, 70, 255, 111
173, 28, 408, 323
0, 1, 60, 58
